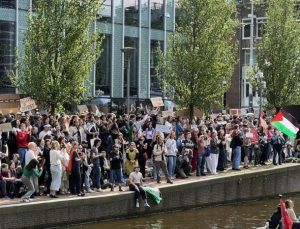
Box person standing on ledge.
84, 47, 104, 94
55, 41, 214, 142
20, 159, 43, 203
129, 166, 150, 208
153, 134, 173, 184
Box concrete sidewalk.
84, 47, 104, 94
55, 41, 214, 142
0, 162, 298, 207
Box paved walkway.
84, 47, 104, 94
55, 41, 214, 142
0, 162, 299, 207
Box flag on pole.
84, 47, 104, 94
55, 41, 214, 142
280, 199, 293, 229
271, 111, 299, 139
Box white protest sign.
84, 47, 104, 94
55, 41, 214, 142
0, 123, 12, 132
162, 110, 174, 118
20, 97, 37, 112
246, 132, 253, 138
191, 124, 198, 129
150, 97, 164, 107
156, 124, 171, 134
77, 105, 89, 114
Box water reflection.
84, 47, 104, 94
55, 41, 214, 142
68, 194, 300, 229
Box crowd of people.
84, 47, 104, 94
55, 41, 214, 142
0, 108, 299, 206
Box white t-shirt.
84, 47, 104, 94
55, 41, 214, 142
39, 130, 52, 139
50, 150, 64, 166
129, 171, 143, 184
25, 149, 36, 166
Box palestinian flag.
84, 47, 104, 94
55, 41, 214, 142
271, 110, 299, 139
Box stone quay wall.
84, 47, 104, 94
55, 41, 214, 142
1, 164, 300, 229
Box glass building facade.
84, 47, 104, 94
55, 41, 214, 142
0, 0, 176, 105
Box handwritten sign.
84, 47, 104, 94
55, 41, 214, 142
150, 97, 164, 107
20, 97, 37, 112
246, 132, 254, 138
162, 110, 174, 118
191, 124, 198, 129
0, 123, 12, 132
156, 124, 171, 134
77, 105, 88, 114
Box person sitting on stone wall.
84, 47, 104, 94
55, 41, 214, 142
175, 148, 192, 179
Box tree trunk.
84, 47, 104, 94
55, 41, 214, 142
50, 103, 55, 116
189, 103, 194, 120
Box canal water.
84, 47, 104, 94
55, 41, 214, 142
68, 194, 300, 229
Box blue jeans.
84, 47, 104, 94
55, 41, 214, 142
18, 148, 27, 168
232, 146, 241, 169
167, 156, 177, 178
84, 171, 91, 191
92, 164, 101, 189
196, 154, 205, 176
273, 144, 282, 165
109, 169, 124, 184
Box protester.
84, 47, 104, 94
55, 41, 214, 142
49, 141, 64, 198
109, 144, 125, 192
0, 105, 293, 204
91, 139, 102, 192
129, 166, 150, 208
153, 135, 173, 184
125, 142, 139, 176
20, 159, 43, 203
166, 131, 178, 179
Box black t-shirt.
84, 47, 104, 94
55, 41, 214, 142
42, 147, 51, 170
72, 151, 81, 172
109, 151, 123, 170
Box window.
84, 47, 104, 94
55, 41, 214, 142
125, 0, 139, 26
150, 40, 164, 92
243, 49, 257, 66
242, 18, 251, 39
151, 0, 164, 30
246, 83, 249, 97
123, 37, 139, 97
96, 35, 111, 96
256, 18, 267, 38
0, 21, 15, 93
0, 0, 15, 8
243, 49, 250, 66
99, 0, 112, 22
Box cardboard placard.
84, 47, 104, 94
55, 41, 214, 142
150, 97, 164, 107
20, 97, 37, 112
191, 124, 198, 129
77, 105, 88, 114
90, 105, 98, 113
246, 132, 253, 138
156, 124, 171, 133
0, 123, 13, 132
229, 109, 241, 116
162, 110, 174, 118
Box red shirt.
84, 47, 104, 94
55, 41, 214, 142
250, 129, 259, 143
16, 131, 30, 148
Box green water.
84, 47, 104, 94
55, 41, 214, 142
67, 194, 300, 229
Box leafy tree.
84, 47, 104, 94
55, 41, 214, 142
257, 0, 300, 109
157, 0, 238, 118
10, 0, 103, 114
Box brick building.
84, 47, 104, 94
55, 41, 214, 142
226, 0, 267, 112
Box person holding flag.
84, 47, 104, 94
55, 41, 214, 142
280, 195, 294, 229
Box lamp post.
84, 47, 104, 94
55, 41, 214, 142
222, 80, 227, 114
258, 72, 266, 125
121, 47, 136, 114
